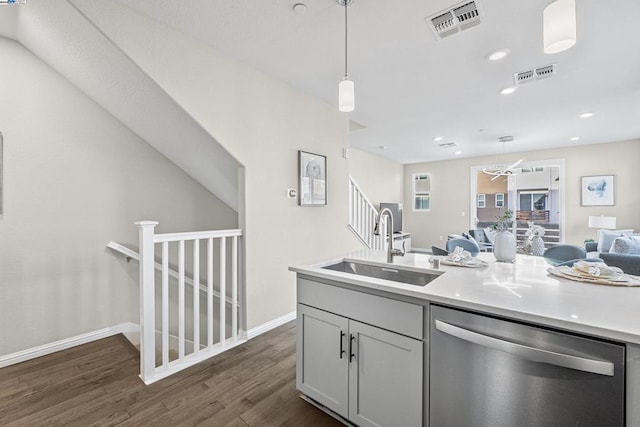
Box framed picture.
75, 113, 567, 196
299, 150, 327, 206
581, 175, 614, 206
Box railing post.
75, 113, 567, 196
136, 221, 159, 384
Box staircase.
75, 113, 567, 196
348, 178, 387, 250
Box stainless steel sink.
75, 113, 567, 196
323, 261, 442, 286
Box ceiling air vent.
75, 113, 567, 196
438, 142, 457, 148
425, 0, 482, 40
514, 64, 557, 85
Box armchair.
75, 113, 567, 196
468, 229, 494, 252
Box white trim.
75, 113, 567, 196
246, 311, 297, 340
0, 312, 298, 370
0, 322, 140, 368
412, 173, 431, 212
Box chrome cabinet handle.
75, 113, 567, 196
435, 320, 614, 377
339, 331, 346, 359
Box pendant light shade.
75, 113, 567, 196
339, 79, 355, 112
543, 0, 576, 54
338, 0, 354, 112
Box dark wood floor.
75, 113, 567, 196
0, 321, 343, 426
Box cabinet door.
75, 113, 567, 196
296, 304, 349, 418
348, 320, 423, 427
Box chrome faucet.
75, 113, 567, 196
374, 207, 405, 263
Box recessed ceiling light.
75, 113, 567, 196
500, 86, 518, 95
377, 145, 388, 150
292, 3, 307, 14
579, 112, 593, 118
487, 48, 510, 61
433, 136, 443, 142
570, 136, 580, 141
454, 151, 462, 155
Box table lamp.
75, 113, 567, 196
588, 215, 617, 240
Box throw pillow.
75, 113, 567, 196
610, 235, 640, 255
597, 229, 634, 253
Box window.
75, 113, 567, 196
495, 193, 504, 208
477, 193, 486, 208
519, 192, 548, 211
413, 173, 431, 211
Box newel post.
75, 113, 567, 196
136, 220, 159, 383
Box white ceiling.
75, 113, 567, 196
117, 0, 640, 164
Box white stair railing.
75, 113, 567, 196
349, 177, 387, 250
106, 241, 235, 306
136, 221, 245, 385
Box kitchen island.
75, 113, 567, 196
290, 251, 640, 427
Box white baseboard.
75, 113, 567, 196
0, 322, 140, 368
247, 311, 296, 340
0, 312, 298, 369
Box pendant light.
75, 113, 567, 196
543, 0, 576, 54
482, 137, 523, 180
338, 0, 354, 112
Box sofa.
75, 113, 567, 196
585, 230, 640, 276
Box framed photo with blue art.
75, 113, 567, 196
581, 175, 614, 206
299, 150, 327, 206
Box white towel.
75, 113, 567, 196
573, 260, 623, 277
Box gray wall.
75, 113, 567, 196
0, 38, 237, 355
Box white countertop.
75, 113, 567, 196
289, 250, 640, 345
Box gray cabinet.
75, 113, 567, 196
348, 320, 422, 427
297, 278, 423, 427
296, 304, 349, 418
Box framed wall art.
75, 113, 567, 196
299, 150, 327, 206
581, 175, 614, 206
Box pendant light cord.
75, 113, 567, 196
344, 0, 348, 79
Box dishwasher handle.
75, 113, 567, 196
435, 320, 614, 377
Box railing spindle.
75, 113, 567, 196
162, 241, 169, 368
178, 239, 185, 359
207, 237, 214, 348
232, 236, 238, 342
219, 237, 226, 346
193, 239, 200, 353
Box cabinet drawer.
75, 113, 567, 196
297, 277, 423, 340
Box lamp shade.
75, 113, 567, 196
588, 215, 617, 229
543, 0, 576, 54
339, 79, 355, 112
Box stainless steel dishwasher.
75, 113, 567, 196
430, 305, 625, 427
